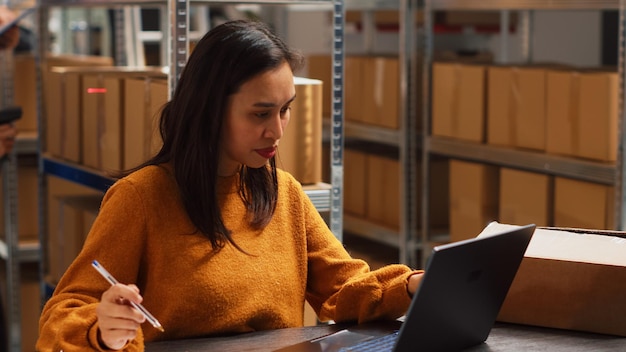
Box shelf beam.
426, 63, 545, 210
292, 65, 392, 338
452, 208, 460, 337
428, 136, 616, 185
429, 0, 620, 11
43, 156, 332, 210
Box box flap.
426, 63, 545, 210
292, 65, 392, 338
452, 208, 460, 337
478, 222, 626, 266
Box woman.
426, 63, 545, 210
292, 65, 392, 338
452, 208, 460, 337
37, 20, 423, 351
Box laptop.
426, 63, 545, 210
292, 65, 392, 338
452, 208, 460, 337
278, 223, 536, 352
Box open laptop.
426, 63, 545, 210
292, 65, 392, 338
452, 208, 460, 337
278, 223, 536, 352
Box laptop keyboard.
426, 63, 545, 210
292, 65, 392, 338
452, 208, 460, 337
338, 331, 399, 352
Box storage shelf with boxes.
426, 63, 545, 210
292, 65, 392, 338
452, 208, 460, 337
419, 0, 626, 265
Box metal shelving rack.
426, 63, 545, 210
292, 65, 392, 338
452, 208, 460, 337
324, 0, 421, 267
417, 0, 626, 267
31, 3, 344, 350
0, 7, 39, 348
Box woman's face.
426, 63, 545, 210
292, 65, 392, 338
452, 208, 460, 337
219, 61, 296, 176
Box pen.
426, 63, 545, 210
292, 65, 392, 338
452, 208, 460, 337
91, 260, 164, 332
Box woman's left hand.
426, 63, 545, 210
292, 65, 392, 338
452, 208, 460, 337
407, 272, 424, 296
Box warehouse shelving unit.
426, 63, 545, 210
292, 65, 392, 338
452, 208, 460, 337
29, 1, 344, 352
315, 0, 421, 267
418, 0, 626, 267
0, 4, 39, 349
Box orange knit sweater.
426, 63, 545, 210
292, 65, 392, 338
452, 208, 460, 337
37, 165, 417, 351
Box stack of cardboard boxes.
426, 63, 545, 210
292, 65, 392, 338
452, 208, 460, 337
432, 62, 618, 241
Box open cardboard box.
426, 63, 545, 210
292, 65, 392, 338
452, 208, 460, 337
479, 222, 626, 336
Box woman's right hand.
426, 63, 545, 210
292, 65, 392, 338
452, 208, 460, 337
96, 283, 146, 350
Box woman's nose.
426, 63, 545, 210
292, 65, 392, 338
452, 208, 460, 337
264, 114, 285, 140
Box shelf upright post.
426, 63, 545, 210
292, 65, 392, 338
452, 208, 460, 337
168, 0, 189, 98
330, 0, 345, 241
419, 0, 433, 269
399, 0, 420, 268
614, 0, 626, 231
0, 32, 21, 352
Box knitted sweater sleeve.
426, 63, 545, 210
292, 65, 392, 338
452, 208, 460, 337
37, 179, 146, 352
290, 177, 422, 324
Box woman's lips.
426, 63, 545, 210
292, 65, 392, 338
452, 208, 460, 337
256, 147, 276, 159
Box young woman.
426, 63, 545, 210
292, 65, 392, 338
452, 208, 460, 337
37, 20, 423, 351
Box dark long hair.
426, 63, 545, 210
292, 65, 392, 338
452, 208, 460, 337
121, 20, 304, 251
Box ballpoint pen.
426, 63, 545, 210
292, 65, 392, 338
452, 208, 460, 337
91, 260, 164, 332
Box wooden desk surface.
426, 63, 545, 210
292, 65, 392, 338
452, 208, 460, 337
146, 322, 626, 351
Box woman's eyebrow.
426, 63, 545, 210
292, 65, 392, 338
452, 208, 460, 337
252, 94, 296, 108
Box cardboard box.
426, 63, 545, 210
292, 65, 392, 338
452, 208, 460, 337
45, 175, 102, 284
44, 55, 115, 162
48, 195, 102, 284
367, 153, 400, 230
362, 56, 399, 129
14, 54, 37, 132
306, 55, 332, 117
73, 67, 167, 172
449, 159, 499, 242
123, 77, 168, 169
499, 168, 553, 227
546, 69, 618, 162
276, 77, 323, 185
432, 62, 486, 143
344, 56, 365, 123
487, 66, 547, 151
82, 74, 123, 171
344, 148, 368, 217
493, 224, 626, 337
578, 70, 618, 162
545, 68, 577, 157
366, 153, 449, 231
554, 177, 615, 230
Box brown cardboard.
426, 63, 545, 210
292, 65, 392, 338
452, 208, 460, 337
367, 153, 400, 230
487, 65, 515, 148
432, 62, 486, 143
344, 148, 368, 217
306, 55, 332, 117
514, 67, 547, 151
554, 177, 615, 230
61, 67, 168, 172
489, 224, 626, 336
45, 71, 82, 162
48, 195, 102, 284
44, 55, 115, 162
82, 74, 123, 171
578, 71, 618, 162
449, 159, 499, 242
499, 168, 553, 227
123, 77, 168, 169
487, 66, 547, 150
344, 56, 365, 123
546, 68, 577, 157
14, 54, 37, 132
362, 56, 399, 129
276, 77, 323, 185
45, 175, 102, 284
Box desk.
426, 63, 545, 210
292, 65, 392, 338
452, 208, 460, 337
146, 322, 626, 351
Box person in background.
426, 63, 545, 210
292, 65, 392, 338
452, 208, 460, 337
0, 5, 20, 158
37, 20, 424, 351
